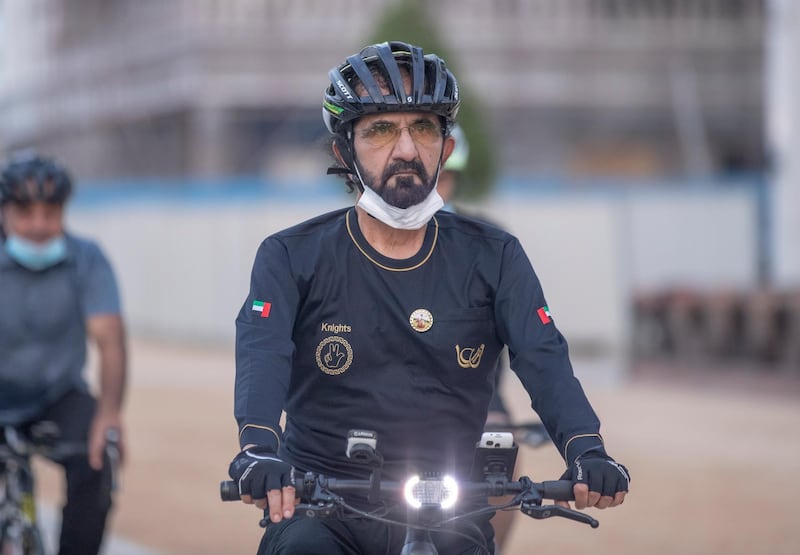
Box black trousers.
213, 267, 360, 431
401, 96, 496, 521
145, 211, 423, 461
19, 389, 113, 555
258, 512, 495, 555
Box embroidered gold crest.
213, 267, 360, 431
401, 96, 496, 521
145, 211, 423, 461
455, 344, 485, 369
315, 336, 353, 375
409, 308, 434, 333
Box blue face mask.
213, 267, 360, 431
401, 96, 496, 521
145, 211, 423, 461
4, 234, 67, 271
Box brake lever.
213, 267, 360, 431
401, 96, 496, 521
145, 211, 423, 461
295, 501, 339, 518
293, 477, 344, 520
520, 502, 600, 528
257, 499, 340, 529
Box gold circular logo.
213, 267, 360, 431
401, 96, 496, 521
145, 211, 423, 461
315, 336, 353, 375
409, 308, 434, 333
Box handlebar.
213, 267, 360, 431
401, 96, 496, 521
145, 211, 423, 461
2, 424, 122, 492
220, 475, 575, 503
0, 435, 85, 461
220, 472, 598, 530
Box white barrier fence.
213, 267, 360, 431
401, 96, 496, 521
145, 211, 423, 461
68, 186, 759, 387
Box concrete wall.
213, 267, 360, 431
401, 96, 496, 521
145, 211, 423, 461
622, 189, 760, 292
67, 186, 759, 386
68, 195, 341, 346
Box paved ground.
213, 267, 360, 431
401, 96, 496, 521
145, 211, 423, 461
33, 338, 800, 555
37, 504, 158, 555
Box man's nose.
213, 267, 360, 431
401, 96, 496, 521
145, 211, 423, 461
27, 214, 58, 242
391, 127, 418, 159
32, 213, 50, 231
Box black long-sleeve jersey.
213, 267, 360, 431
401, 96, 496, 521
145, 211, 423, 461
235, 207, 604, 481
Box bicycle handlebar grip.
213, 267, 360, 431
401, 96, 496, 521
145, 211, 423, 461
540, 480, 575, 501
220, 480, 241, 501
220, 476, 306, 502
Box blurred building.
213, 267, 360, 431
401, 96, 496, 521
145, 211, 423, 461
0, 0, 765, 181
767, 0, 800, 288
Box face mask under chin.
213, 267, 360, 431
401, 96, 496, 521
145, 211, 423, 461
357, 184, 443, 230
353, 153, 444, 230
4, 234, 68, 271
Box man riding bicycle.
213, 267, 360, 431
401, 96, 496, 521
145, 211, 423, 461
229, 41, 629, 554
0, 154, 127, 555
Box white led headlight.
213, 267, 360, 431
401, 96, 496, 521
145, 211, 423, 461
403, 474, 459, 509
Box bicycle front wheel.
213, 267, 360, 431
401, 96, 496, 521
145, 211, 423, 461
23, 524, 45, 555
0, 523, 46, 555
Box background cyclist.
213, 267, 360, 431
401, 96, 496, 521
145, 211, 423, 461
0, 154, 127, 555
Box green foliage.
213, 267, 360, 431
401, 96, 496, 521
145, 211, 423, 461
364, 0, 498, 199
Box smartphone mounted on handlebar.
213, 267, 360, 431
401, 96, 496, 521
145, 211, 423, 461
470, 431, 518, 483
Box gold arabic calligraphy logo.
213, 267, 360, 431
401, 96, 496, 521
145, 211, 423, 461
455, 344, 485, 369
316, 336, 353, 375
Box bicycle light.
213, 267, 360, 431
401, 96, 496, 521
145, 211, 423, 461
403, 474, 459, 509
345, 429, 378, 463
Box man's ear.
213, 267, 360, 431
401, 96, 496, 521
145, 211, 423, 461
440, 134, 456, 167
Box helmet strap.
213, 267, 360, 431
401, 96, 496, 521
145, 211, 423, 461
431, 128, 447, 189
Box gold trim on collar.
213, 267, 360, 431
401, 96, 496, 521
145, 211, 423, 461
345, 209, 438, 272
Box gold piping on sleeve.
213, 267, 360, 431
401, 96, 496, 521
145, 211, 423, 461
345, 209, 438, 272
239, 424, 281, 449
563, 433, 604, 461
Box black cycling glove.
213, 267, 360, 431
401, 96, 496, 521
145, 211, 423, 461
560, 450, 631, 497
228, 446, 294, 500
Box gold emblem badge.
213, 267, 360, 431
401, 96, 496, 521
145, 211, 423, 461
409, 308, 434, 333
456, 344, 485, 369
315, 336, 353, 375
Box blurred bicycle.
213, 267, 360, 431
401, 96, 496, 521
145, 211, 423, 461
0, 423, 119, 555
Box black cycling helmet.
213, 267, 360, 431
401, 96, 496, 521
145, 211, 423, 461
323, 41, 461, 136
0, 153, 73, 206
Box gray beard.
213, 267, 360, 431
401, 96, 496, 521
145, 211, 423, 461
361, 160, 435, 209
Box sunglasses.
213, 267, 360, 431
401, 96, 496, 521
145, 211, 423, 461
358, 120, 442, 148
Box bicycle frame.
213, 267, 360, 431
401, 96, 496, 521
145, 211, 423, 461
0, 424, 119, 555
0, 427, 47, 555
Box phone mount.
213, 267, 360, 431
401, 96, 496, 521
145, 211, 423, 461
345, 429, 383, 504
470, 432, 519, 493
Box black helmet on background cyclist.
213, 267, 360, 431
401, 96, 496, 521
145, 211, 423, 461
322, 41, 461, 137
0, 153, 73, 206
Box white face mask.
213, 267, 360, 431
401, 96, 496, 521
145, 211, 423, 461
357, 184, 444, 230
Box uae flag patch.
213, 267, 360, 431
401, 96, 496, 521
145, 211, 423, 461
252, 300, 271, 318
537, 305, 551, 324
